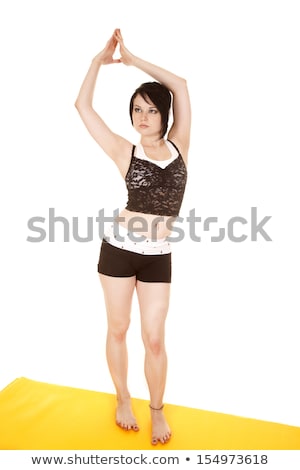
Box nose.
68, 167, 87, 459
141, 111, 148, 121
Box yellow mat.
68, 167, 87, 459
0, 378, 299, 450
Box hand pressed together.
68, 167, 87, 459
93, 29, 121, 65
93, 29, 135, 66
114, 28, 136, 66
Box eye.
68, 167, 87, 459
134, 107, 142, 113
149, 109, 158, 114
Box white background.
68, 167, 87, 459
0, 0, 299, 428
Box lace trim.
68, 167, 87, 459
125, 141, 187, 217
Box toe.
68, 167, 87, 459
161, 432, 171, 444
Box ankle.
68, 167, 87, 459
117, 394, 131, 404
149, 404, 164, 411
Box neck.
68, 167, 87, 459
140, 137, 165, 148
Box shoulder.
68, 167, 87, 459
112, 138, 135, 178
167, 136, 189, 165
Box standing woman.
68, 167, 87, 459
75, 29, 191, 445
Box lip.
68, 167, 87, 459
139, 124, 149, 128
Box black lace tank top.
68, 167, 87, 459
125, 140, 187, 217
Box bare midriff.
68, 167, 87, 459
116, 208, 175, 240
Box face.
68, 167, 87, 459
131, 94, 162, 137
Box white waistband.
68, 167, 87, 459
103, 224, 171, 255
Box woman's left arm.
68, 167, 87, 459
115, 30, 191, 160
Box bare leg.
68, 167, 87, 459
136, 281, 171, 445
99, 273, 139, 431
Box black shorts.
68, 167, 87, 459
98, 239, 172, 283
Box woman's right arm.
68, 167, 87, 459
75, 31, 132, 176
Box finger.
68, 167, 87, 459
114, 28, 123, 43
108, 31, 117, 45
110, 33, 118, 46
106, 35, 115, 48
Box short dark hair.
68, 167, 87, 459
129, 82, 172, 138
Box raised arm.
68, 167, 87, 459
75, 30, 132, 177
115, 29, 191, 162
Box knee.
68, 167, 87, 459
144, 334, 164, 356
108, 321, 130, 343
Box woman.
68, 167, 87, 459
75, 29, 191, 445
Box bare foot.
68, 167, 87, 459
150, 406, 171, 445
116, 397, 139, 431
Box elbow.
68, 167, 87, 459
171, 76, 188, 94
74, 97, 93, 114
74, 99, 88, 115
179, 78, 189, 97
74, 99, 81, 111
180, 77, 188, 88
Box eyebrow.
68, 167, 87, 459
133, 104, 158, 109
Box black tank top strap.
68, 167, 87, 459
131, 145, 136, 157
167, 139, 180, 155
